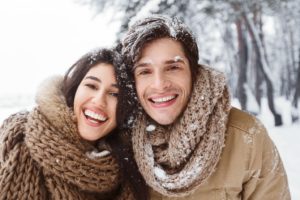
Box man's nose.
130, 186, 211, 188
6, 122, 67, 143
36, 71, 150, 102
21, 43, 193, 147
152, 72, 171, 90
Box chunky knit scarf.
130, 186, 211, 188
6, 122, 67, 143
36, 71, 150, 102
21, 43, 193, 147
131, 66, 231, 197
0, 77, 133, 200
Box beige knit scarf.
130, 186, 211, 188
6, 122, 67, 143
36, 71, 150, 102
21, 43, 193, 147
0, 77, 133, 200
131, 66, 231, 197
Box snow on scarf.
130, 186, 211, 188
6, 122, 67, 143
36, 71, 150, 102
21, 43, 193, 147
131, 66, 231, 197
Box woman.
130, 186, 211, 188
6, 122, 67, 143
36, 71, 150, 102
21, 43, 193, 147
0, 48, 147, 200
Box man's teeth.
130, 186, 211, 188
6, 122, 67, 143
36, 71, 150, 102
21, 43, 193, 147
152, 95, 176, 103
84, 110, 107, 121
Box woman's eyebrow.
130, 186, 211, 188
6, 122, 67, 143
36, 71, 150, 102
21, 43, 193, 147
85, 76, 118, 88
85, 76, 101, 83
133, 61, 152, 71
111, 83, 118, 88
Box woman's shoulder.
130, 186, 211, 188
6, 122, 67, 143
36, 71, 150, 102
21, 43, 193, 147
0, 111, 29, 134
0, 111, 29, 160
1, 111, 29, 125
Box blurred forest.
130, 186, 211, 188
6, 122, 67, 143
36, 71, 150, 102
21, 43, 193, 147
78, 0, 300, 126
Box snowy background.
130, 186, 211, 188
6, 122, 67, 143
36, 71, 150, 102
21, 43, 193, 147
0, 0, 299, 199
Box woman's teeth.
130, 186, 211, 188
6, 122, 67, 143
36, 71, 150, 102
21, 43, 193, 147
84, 109, 107, 122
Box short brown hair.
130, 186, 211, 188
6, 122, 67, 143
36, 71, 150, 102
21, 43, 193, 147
122, 15, 199, 82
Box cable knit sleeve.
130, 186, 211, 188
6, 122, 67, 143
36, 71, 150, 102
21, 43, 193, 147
0, 112, 28, 164
0, 112, 47, 199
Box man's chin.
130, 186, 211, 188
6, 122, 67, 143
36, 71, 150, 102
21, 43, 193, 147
143, 104, 180, 125
149, 114, 176, 125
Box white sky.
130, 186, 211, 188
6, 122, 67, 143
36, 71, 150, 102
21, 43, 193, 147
0, 0, 119, 95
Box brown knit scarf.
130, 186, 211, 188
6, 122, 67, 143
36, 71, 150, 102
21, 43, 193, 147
131, 66, 231, 197
0, 76, 133, 200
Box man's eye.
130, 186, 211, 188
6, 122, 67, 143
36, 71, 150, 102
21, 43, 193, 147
137, 70, 151, 75
85, 83, 97, 90
167, 65, 180, 71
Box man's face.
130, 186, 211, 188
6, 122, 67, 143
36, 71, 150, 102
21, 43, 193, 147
133, 38, 192, 125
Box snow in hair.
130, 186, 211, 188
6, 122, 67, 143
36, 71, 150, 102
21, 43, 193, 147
122, 14, 196, 63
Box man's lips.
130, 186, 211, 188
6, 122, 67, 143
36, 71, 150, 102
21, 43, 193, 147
148, 94, 178, 108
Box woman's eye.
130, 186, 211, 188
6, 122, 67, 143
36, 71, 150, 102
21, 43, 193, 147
109, 92, 119, 97
85, 83, 97, 90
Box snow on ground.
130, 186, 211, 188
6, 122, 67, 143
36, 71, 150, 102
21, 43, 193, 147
268, 123, 300, 199
0, 96, 299, 199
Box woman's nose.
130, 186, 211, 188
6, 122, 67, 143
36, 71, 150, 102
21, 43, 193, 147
92, 90, 107, 107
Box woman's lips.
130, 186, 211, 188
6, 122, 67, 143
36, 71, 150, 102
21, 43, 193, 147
83, 109, 108, 127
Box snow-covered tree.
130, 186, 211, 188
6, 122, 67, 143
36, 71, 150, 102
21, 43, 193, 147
77, 0, 300, 125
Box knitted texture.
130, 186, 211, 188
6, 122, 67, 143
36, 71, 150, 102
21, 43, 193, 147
0, 76, 133, 200
131, 66, 231, 197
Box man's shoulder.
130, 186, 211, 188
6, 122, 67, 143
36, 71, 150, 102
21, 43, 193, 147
227, 107, 265, 134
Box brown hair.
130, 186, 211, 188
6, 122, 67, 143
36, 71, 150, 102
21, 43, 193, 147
62, 48, 148, 200
122, 14, 199, 83
62, 48, 120, 107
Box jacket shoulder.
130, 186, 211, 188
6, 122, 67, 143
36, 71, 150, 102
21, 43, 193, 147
227, 107, 265, 134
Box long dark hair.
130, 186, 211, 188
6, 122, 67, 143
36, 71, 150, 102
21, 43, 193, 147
62, 48, 148, 200
62, 48, 120, 107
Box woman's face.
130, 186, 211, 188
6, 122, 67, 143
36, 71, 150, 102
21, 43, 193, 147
73, 63, 119, 141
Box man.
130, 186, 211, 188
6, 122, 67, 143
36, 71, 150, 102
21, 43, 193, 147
121, 15, 290, 199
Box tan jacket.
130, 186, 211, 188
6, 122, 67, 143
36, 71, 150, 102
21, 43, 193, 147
150, 107, 290, 200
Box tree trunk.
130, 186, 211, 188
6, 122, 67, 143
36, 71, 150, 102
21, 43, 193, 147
254, 8, 263, 108
235, 18, 248, 110
291, 48, 300, 122
242, 11, 283, 126
255, 58, 263, 107
280, 16, 294, 98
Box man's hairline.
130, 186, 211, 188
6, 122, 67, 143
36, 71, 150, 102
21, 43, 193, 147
130, 37, 190, 72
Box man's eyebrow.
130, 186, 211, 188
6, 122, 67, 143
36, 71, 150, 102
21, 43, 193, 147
133, 62, 151, 71
133, 57, 187, 71
165, 58, 186, 65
